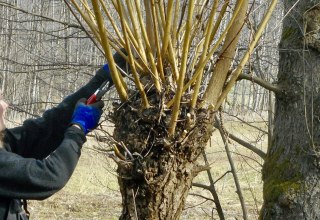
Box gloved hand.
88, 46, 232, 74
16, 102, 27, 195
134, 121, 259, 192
71, 98, 104, 134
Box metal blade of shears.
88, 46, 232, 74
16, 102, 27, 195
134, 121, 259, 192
86, 81, 111, 104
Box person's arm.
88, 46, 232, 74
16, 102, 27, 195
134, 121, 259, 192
7, 50, 128, 159
7, 66, 109, 158
0, 126, 85, 200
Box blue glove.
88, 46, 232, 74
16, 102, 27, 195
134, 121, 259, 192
102, 64, 113, 86
71, 98, 104, 134
96, 48, 128, 83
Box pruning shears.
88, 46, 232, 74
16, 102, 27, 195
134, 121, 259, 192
86, 80, 111, 104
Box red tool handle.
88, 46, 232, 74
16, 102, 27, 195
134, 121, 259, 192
86, 94, 97, 105
86, 81, 110, 105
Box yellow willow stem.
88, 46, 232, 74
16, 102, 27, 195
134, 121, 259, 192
125, 0, 147, 62
133, 0, 161, 92
166, 0, 243, 108
99, 0, 125, 46
110, 44, 146, 79
144, 0, 156, 54
150, 0, 165, 82
105, 29, 123, 50
92, 0, 128, 101
176, 4, 187, 48
107, 37, 145, 74
190, 0, 219, 109
124, 28, 150, 72
80, 0, 95, 21
215, 0, 278, 110
70, 0, 101, 42
156, 1, 178, 82
161, 0, 174, 58
168, 39, 179, 82
117, 0, 150, 108
155, 2, 164, 36
121, 23, 149, 72
70, 1, 145, 76
197, 0, 243, 78
168, 0, 195, 137
210, 0, 229, 43
172, 1, 180, 47
109, 0, 147, 73
157, 0, 165, 29
111, 0, 138, 47
189, 0, 208, 43
109, 0, 118, 9
110, 2, 150, 74
190, 40, 205, 76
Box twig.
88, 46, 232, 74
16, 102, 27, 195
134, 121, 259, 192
191, 150, 226, 219
213, 121, 267, 159
202, 151, 225, 220
63, 0, 105, 59
120, 142, 134, 160
222, 111, 268, 134
184, 197, 211, 210
132, 188, 139, 220
0, 2, 82, 29
189, 193, 215, 203
215, 114, 248, 220
213, 171, 232, 185
238, 72, 282, 94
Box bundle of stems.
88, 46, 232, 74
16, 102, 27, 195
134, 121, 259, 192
65, 0, 278, 135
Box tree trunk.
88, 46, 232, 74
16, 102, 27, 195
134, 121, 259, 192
260, 1, 320, 219
111, 90, 215, 220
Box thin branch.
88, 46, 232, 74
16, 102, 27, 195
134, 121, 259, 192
213, 171, 232, 185
117, 0, 150, 108
64, 0, 104, 55
202, 150, 225, 219
0, 2, 82, 29
189, 193, 215, 203
192, 182, 211, 191
215, 114, 249, 220
238, 73, 282, 94
214, 120, 266, 159
192, 150, 226, 220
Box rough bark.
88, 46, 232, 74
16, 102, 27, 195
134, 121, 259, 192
260, 1, 320, 219
111, 89, 215, 220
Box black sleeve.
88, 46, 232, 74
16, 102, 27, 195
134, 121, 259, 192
0, 126, 86, 200
7, 68, 107, 159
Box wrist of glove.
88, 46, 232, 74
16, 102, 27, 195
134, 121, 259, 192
95, 48, 128, 84
102, 63, 113, 85
71, 98, 104, 135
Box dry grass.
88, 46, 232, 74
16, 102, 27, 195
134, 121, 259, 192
28, 115, 267, 220
28, 148, 122, 219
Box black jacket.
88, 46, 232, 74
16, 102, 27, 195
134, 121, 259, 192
0, 67, 109, 220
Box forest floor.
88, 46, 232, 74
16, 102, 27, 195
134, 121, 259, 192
28, 114, 267, 220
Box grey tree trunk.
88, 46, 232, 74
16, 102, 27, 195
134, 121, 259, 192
111, 91, 215, 220
260, 1, 320, 219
